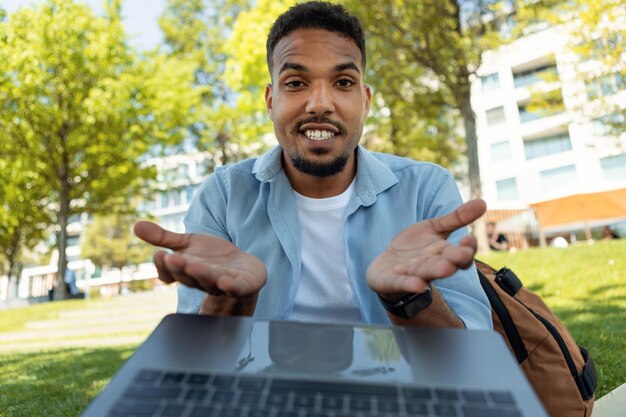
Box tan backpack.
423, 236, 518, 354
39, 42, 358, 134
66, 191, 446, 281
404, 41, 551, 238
475, 260, 597, 417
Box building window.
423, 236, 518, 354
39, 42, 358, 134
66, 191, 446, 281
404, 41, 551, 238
186, 185, 196, 204
178, 163, 189, 178
524, 133, 572, 160
486, 106, 506, 126
490, 140, 512, 161
518, 89, 565, 123
481, 73, 500, 91
158, 192, 169, 209
513, 63, 557, 88
518, 104, 542, 123
600, 153, 626, 179
496, 178, 519, 200
170, 189, 182, 207
540, 165, 577, 190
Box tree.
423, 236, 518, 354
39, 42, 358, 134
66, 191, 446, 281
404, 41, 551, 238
80, 211, 154, 293
0, 0, 199, 299
159, 0, 263, 166
513, 0, 625, 145
342, 0, 513, 251
0, 158, 50, 298
567, 0, 625, 138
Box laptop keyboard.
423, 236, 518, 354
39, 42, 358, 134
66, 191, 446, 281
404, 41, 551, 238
108, 369, 523, 417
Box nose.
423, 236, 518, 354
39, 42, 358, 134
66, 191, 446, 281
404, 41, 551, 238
305, 82, 335, 115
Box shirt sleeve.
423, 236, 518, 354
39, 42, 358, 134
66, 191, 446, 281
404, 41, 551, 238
424, 171, 493, 331
177, 171, 230, 314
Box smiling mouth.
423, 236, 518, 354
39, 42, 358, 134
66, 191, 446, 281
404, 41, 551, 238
303, 129, 336, 141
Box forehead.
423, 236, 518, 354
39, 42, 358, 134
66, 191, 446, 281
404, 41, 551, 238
271, 28, 363, 74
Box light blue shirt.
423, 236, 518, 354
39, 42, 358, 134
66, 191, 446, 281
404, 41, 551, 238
180, 145, 492, 329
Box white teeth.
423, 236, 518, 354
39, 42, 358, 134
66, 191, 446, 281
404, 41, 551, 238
304, 130, 335, 140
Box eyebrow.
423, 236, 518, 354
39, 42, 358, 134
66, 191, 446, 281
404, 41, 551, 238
278, 61, 361, 76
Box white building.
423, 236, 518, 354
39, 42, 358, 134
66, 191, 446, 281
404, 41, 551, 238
140, 151, 215, 233
472, 23, 626, 240
0, 151, 216, 304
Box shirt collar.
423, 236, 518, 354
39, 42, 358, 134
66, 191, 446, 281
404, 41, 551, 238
252, 144, 399, 205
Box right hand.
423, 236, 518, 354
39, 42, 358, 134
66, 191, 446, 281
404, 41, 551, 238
133, 221, 267, 299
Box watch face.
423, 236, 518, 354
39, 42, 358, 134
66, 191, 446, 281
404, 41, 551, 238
380, 286, 433, 319
401, 289, 433, 318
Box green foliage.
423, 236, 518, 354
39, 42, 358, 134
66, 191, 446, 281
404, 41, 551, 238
570, 0, 626, 138
0, 0, 199, 294
221, 0, 296, 153
80, 212, 154, 270
0, 156, 50, 282
159, 0, 263, 164
514, 0, 626, 139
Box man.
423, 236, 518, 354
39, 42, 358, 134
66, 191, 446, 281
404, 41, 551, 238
602, 225, 618, 240
134, 1, 491, 330
487, 221, 509, 251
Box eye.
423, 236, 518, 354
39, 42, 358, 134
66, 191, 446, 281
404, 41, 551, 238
335, 78, 355, 88
285, 80, 306, 88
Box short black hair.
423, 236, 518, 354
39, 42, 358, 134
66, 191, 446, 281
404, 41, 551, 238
266, 1, 366, 77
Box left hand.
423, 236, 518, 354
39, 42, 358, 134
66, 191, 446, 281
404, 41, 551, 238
367, 199, 486, 300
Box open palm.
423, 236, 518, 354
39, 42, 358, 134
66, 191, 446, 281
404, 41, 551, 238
134, 221, 267, 297
367, 199, 486, 298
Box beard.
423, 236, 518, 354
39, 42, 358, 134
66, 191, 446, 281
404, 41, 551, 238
288, 149, 350, 177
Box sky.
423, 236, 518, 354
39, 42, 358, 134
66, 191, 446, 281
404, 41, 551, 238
2, 0, 166, 50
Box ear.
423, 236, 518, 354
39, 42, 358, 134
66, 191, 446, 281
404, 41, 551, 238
364, 84, 372, 116
265, 84, 273, 120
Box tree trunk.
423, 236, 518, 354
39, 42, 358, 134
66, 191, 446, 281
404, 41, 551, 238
6, 232, 21, 299
53, 179, 71, 300
459, 92, 489, 253
217, 132, 229, 166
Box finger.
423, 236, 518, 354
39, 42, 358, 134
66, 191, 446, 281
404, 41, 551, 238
457, 235, 478, 269
215, 273, 250, 296
162, 253, 208, 291
441, 244, 476, 269
153, 250, 175, 284
396, 256, 459, 281
429, 199, 487, 236
134, 220, 190, 250
369, 268, 430, 295
459, 234, 477, 251
185, 261, 259, 297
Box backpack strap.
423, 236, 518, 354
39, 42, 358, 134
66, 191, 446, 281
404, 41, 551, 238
477, 268, 528, 363
529, 306, 598, 401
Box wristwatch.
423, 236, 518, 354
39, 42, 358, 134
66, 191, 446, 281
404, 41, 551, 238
378, 284, 433, 319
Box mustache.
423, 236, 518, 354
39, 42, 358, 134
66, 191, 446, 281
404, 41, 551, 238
293, 116, 345, 134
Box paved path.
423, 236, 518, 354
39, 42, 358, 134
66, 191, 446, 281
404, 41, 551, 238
0, 286, 177, 352
592, 382, 626, 417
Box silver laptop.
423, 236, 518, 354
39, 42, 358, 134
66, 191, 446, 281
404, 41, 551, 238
81, 314, 548, 417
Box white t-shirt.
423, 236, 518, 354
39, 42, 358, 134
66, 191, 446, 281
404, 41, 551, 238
290, 181, 363, 323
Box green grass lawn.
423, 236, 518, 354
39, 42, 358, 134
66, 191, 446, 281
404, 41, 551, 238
1, 240, 625, 417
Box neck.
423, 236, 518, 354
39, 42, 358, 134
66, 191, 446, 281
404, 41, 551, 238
283, 152, 357, 198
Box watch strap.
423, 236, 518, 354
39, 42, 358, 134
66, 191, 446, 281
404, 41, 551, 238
378, 284, 433, 319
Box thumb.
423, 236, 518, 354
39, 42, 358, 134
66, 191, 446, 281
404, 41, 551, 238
429, 198, 487, 235
133, 220, 189, 250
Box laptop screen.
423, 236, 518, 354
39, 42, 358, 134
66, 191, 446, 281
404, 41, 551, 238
232, 320, 414, 383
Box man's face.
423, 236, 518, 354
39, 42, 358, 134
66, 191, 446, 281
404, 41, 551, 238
265, 28, 371, 178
